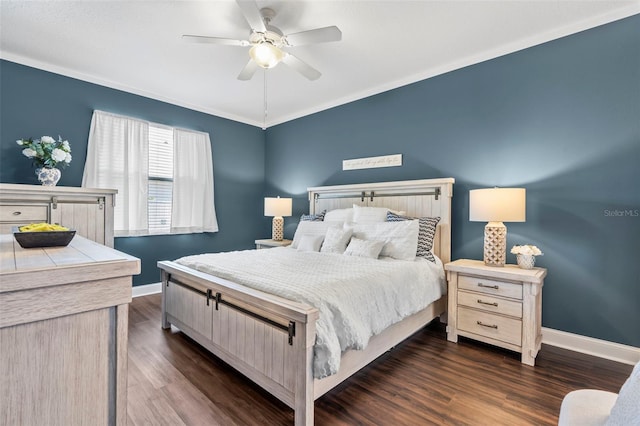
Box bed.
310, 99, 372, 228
158, 178, 454, 425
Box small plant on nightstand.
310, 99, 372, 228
511, 245, 543, 269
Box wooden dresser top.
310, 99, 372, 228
0, 234, 140, 293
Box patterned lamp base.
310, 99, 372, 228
272, 216, 284, 241
484, 222, 507, 267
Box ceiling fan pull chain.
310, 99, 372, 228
263, 69, 268, 130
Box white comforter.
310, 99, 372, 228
176, 248, 445, 378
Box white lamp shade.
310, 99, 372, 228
469, 188, 526, 223
264, 197, 292, 217
250, 43, 284, 69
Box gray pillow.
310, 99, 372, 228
300, 210, 326, 221
605, 361, 640, 425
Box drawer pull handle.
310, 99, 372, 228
13, 211, 22, 216
477, 299, 498, 307
477, 321, 498, 329
478, 283, 499, 290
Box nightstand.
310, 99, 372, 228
255, 239, 292, 249
445, 259, 546, 366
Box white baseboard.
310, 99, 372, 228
128, 284, 639, 366
132, 282, 162, 298
542, 327, 640, 366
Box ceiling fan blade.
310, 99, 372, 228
237, 59, 259, 81
182, 35, 249, 47
285, 26, 342, 46
236, 0, 267, 33
282, 54, 321, 81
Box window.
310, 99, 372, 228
148, 125, 174, 234
82, 110, 218, 237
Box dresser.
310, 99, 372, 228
445, 259, 546, 366
0, 184, 116, 247
0, 234, 140, 425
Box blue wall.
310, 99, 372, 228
1, 15, 638, 347
265, 15, 640, 347
0, 60, 266, 286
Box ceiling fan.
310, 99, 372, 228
182, 0, 342, 81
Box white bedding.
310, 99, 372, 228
175, 248, 445, 379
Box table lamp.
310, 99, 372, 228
264, 197, 292, 241
469, 188, 526, 267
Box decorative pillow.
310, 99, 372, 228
343, 237, 385, 259
300, 210, 326, 222
320, 227, 353, 254
297, 234, 325, 252
324, 208, 353, 223
352, 204, 406, 223
292, 221, 341, 249
352, 221, 419, 261
605, 361, 640, 425
387, 212, 440, 263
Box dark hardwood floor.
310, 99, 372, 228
127, 294, 632, 425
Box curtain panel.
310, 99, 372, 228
171, 129, 218, 234
82, 110, 218, 236
82, 110, 149, 236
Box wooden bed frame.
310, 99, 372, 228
159, 178, 454, 425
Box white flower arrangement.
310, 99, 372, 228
17, 135, 72, 169
511, 245, 543, 256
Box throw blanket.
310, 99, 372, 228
176, 248, 445, 378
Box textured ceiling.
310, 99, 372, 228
1, 1, 638, 128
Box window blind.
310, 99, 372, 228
148, 125, 173, 234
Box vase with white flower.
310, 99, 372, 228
511, 245, 543, 269
17, 136, 72, 186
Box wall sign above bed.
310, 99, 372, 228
342, 154, 402, 171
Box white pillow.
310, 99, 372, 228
352, 221, 419, 261
320, 227, 352, 254
387, 212, 440, 263
343, 237, 385, 259
292, 221, 341, 249
297, 234, 324, 252
352, 204, 405, 223
323, 208, 353, 223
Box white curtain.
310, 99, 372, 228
82, 110, 149, 236
171, 129, 218, 234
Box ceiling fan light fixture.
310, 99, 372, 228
250, 42, 284, 69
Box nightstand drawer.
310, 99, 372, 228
458, 306, 522, 346
457, 290, 522, 318
0, 205, 48, 222
458, 275, 523, 300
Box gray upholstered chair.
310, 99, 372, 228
558, 361, 640, 426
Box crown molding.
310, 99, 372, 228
267, 6, 640, 127
3, 6, 638, 129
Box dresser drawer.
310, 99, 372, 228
0, 205, 48, 222
458, 274, 523, 300
457, 290, 523, 318
458, 306, 522, 346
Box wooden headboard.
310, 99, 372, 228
307, 178, 455, 264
